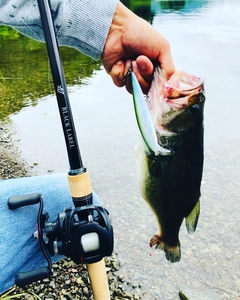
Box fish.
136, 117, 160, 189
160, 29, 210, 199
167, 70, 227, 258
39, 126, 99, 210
131, 66, 205, 263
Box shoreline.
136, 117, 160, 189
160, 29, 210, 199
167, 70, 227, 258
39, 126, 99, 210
0, 138, 29, 180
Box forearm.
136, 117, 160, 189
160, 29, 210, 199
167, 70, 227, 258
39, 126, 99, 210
0, 0, 119, 59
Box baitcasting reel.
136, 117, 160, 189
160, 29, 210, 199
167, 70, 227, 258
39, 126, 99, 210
8, 193, 114, 288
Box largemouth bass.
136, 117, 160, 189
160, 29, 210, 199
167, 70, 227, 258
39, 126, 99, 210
132, 67, 205, 263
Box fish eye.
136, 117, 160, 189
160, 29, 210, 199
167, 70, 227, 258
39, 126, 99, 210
189, 104, 200, 114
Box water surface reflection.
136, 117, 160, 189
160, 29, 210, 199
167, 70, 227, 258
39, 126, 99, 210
0, 26, 100, 119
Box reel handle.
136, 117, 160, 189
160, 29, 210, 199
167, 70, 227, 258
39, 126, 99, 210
15, 267, 52, 288
8, 193, 41, 210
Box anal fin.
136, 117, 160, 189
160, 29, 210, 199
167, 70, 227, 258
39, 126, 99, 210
185, 199, 200, 234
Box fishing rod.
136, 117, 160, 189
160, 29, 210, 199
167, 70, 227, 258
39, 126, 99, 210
7, 0, 113, 299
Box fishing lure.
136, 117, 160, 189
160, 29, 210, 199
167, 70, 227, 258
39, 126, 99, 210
129, 68, 171, 156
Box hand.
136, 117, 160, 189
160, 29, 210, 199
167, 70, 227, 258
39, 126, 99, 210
101, 2, 175, 94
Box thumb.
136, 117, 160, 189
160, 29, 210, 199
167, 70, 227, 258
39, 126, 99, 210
157, 44, 175, 80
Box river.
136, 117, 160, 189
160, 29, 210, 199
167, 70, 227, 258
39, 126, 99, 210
1, 0, 240, 299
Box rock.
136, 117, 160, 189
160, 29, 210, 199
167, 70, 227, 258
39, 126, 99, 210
179, 289, 221, 300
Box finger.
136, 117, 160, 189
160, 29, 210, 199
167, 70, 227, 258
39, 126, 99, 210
126, 60, 151, 95
136, 55, 154, 83
158, 40, 175, 80
110, 61, 125, 87
161, 52, 175, 81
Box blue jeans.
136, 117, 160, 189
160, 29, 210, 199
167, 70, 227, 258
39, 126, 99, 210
0, 173, 100, 293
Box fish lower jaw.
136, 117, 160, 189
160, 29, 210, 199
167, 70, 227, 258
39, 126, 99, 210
150, 234, 181, 263
156, 128, 176, 139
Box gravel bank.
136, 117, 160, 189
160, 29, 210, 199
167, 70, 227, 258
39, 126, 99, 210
0, 133, 29, 179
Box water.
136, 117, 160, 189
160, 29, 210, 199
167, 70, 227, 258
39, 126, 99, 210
1, 0, 240, 299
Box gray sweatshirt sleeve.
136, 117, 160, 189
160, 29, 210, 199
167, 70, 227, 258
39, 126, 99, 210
0, 0, 119, 59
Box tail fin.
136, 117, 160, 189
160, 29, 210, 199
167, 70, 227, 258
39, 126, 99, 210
185, 199, 200, 233
150, 234, 181, 263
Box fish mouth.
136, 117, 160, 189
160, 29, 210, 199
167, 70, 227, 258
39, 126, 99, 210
165, 70, 204, 101
167, 70, 204, 92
